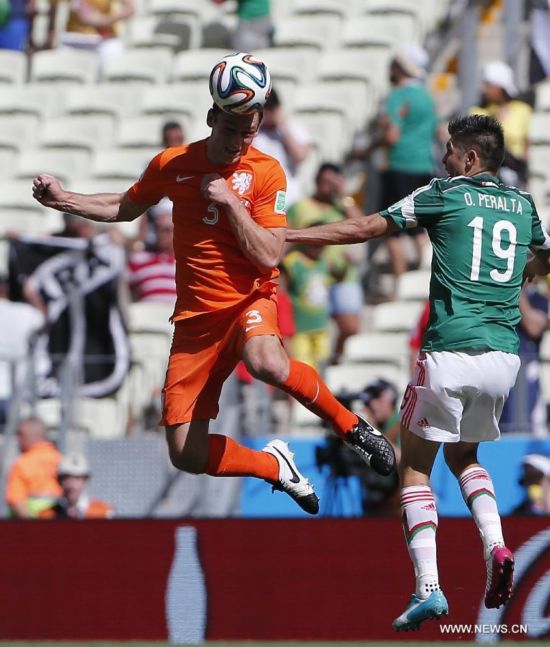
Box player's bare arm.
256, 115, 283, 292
32, 174, 149, 223
202, 173, 285, 273
286, 213, 399, 245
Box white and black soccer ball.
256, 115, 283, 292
209, 52, 271, 114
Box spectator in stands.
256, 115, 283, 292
128, 209, 176, 304
213, 0, 273, 51
512, 453, 550, 515
0, 273, 44, 425
162, 121, 185, 149
48, 0, 134, 76
470, 61, 532, 188
366, 44, 437, 293
0, 0, 35, 51
288, 163, 364, 364
281, 240, 333, 372
40, 451, 114, 519
500, 281, 549, 436
253, 87, 311, 208
5, 416, 62, 518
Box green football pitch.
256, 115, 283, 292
3, 642, 549, 647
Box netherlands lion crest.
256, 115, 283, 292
232, 172, 253, 195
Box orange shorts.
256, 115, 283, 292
160, 295, 281, 425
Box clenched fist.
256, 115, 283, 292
32, 174, 66, 209
200, 173, 237, 208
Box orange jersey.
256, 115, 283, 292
127, 140, 287, 322
5, 442, 62, 506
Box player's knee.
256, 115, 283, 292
168, 447, 207, 474
244, 351, 288, 385
443, 444, 477, 477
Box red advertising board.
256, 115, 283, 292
0, 517, 548, 642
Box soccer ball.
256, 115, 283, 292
209, 52, 272, 114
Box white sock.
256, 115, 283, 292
400, 485, 440, 600
459, 466, 504, 559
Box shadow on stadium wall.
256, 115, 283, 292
0, 518, 549, 642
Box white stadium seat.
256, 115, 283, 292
529, 146, 550, 180
293, 111, 349, 162
39, 115, 116, 151
91, 148, 158, 181
273, 15, 343, 50
171, 49, 230, 83
254, 47, 319, 85
364, 0, 424, 40
0, 85, 61, 119
30, 49, 99, 84
535, 82, 550, 112
291, 0, 358, 20
0, 115, 40, 151
139, 83, 208, 121
128, 301, 174, 336
0, 50, 27, 84
64, 85, 144, 119
0, 150, 16, 180
117, 115, 188, 149
342, 332, 409, 366
126, 15, 183, 51
342, 15, 416, 49
371, 301, 424, 333
0, 180, 45, 213
396, 269, 431, 302
103, 48, 174, 84
16, 149, 91, 181
529, 113, 550, 145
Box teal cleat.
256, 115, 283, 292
393, 590, 449, 631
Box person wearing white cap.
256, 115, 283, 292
39, 452, 114, 519
366, 42, 438, 293
512, 453, 550, 515
470, 61, 532, 187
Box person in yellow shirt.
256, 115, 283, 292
470, 61, 532, 187
5, 416, 62, 518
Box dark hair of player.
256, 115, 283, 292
448, 114, 505, 172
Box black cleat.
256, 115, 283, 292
344, 414, 396, 476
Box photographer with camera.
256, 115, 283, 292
316, 378, 400, 517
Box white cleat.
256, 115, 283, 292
263, 439, 319, 515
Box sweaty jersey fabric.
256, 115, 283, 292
380, 173, 550, 353
127, 140, 287, 322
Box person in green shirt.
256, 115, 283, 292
287, 115, 550, 630
288, 162, 365, 363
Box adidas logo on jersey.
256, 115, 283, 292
417, 417, 430, 428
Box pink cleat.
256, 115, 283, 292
484, 546, 514, 609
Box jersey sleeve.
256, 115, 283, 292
379, 179, 442, 230
251, 159, 288, 228
528, 195, 550, 250
386, 90, 408, 128
126, 152, 166, 206
5, 462, 26, 505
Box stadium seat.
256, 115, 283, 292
0, 114, 40, 151
39, 115, 116, 152
293, 112, 349, 162
64, 85, 144, 119
0, 150, 16, 181
273, 15, 343, 50
128, 301, 174, 336
291, 0, 358, 20
72, 178, 133, 195
129, 331, 171, 405
529, 146, 550, 180
342, 332, 409, 366
91, 148, 158, 181
0, 85, 61, 119
171, 49, 230, 83
0, 180, 46, 213
201, 14, 236, 49
139, 83, 208, 121
0, 209, 53, 236
317, 48, 392, 105
363, 0, 424, 40
36, 397, 127, 437
30, 49, 99, 85
342, 15, 416, 49
371, 301, 424, 333
0, 50, 27, 84
117, 115, 184, 149
529, 113, 550, 145
325, 362, 406, 395
102, 48, 174, 84
15, 149, 91, 181
254, 47, 320, 85
148, 0, 216, 21
396, 269, 431, 302
535, 81, 550, 112
126, 15, 184, 51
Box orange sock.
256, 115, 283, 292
205, 434, 278, 481
281, 359, 358, 437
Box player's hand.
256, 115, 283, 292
201, 173, 237, 207
32, 174, 66, 208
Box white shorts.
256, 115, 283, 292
400, 350, 521, 443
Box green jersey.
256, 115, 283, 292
380, 174, 550, 353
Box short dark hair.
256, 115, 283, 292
448, 114, 505, 171
315, 162, 342, 183
162, 121, 183, 135
264, 87, 280, 110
